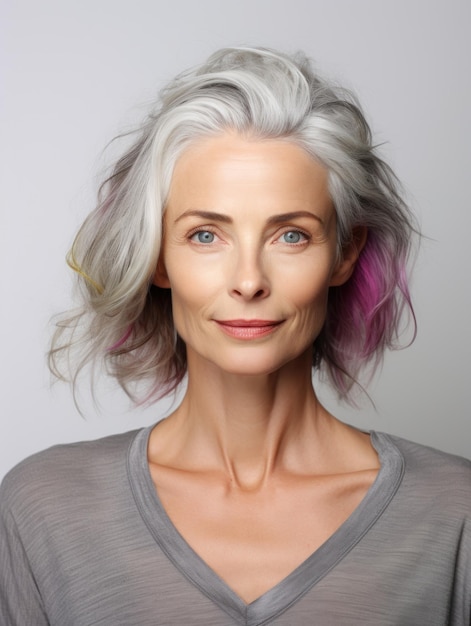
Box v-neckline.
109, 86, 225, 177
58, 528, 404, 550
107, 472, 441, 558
127, 426, 404, 626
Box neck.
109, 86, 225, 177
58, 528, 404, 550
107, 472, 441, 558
153, 349, 338, 490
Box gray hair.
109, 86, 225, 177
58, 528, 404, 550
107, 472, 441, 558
50, 47, 417, 404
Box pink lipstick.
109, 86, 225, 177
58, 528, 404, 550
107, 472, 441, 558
214, 319, 283, 339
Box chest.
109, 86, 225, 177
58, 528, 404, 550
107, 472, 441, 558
35, 477, 461, 626
152, 469, 377, 603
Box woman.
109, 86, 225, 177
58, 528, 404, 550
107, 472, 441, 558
1, 47, 469, 625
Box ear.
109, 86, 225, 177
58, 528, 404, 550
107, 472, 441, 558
152, 254, 171, 288
329, 226, 367, 287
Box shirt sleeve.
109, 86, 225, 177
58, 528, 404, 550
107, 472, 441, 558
449, 516, 471, 626
0, 480, 49, 626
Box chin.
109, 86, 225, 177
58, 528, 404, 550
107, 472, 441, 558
209, 347, 310, 378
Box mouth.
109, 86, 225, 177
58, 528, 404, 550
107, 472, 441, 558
213, 319, 284, 339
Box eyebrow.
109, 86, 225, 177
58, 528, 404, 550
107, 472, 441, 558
174, 209, 324, 226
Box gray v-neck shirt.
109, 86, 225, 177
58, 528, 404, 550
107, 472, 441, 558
1, 426, 470, 625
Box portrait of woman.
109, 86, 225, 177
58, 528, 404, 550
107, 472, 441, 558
0, 42, 469, 624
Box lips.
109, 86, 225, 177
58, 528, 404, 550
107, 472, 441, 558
214, 319, 284, 339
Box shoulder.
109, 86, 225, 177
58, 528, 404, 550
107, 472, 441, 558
377, 432, 471, 511
0, 428, 144, 520
384, 432, 471, 474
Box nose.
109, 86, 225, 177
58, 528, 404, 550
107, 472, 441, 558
229, 247, 270, 301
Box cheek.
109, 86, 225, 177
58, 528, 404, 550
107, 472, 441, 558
165, 260, 218, 327
282, 259, 333, 306
293, 287, 330, 332
165, 246, 227, 305
282, 264, 333, 340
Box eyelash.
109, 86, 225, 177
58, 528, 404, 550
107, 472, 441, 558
277, 229, 310, 245
188, 227, 219, 244
187, 226, 311, 246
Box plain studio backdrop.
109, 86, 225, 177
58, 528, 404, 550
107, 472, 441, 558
1, 0, 470, 479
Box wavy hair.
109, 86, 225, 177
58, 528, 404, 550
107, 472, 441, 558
49, 46, 417, 404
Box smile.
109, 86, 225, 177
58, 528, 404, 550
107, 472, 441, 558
214, 319, 284, 339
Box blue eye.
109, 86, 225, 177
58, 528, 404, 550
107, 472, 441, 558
192, 230, 215, 243
282, 231, 303, 244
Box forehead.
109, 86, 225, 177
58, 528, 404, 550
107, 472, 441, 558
166, 132, 333, 217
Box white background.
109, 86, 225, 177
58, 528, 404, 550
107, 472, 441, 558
1, 0, 470, 479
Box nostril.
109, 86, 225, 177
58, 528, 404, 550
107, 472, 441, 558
230, 286, 268, 300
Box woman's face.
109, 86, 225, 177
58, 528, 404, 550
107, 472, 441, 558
155, 132, 357, 377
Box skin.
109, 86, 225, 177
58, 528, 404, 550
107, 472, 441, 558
150, 132, 379, 604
